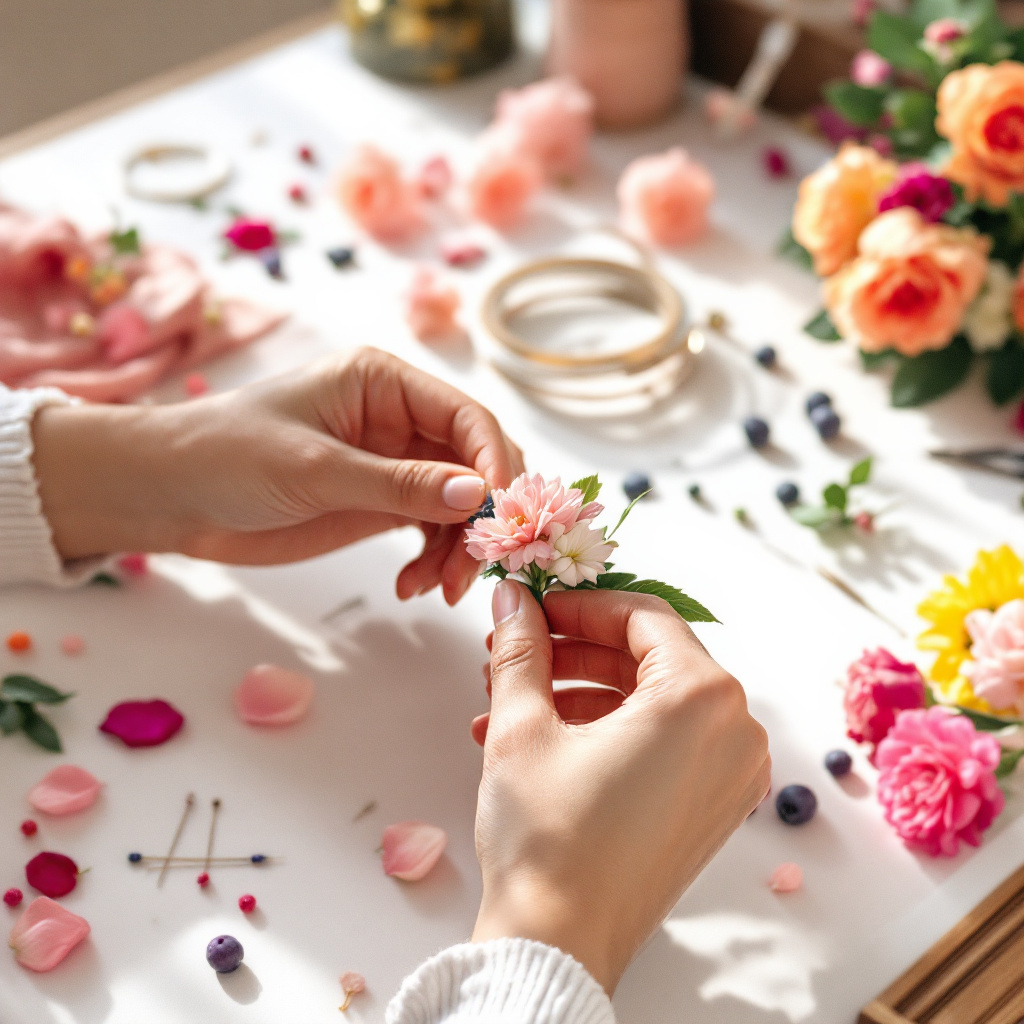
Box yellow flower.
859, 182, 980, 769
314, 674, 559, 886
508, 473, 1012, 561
917, 545, 1024, 709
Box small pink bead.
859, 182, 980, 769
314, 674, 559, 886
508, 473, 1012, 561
184, 372, 209, 398
3, 887, 23, 908
60, 635, 85, 656
1014, 399, 1024, 435
762, 147, 791, 179
770, 862, 803, 893
117, 553, 148, 576
440, 238, 487, 268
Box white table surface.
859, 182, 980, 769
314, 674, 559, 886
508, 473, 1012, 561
2, 7, 1024, 1024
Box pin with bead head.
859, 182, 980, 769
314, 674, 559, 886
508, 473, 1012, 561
158, 793, 195, 887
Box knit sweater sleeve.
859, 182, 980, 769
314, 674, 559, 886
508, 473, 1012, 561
385, 939, 616, 1024
0, 385, 104, 586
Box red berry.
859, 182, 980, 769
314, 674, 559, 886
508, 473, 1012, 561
854, 511, 875, 533
184, 372, 209, 398
7, 631, 31, 653
762, 147, 791, 179
197, 872, 210, 888
298, 145, 315, 164
287, 183, 307, 203
238, 894, 256, 913
20, 820, 37, 837
3, 888, 23, 908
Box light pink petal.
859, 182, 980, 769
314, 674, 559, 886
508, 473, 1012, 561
340, 971, 366, 994
181, 297, 287, 369
769, 862, 803, 893
27, 765, 102, 816
234, 664, 315, 726
382, 821, 447, 881
10, 897, 90, 972
23, 343, 181, 402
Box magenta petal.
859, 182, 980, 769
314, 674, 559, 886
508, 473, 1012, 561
28, 765, 103, 816
99, 699, 184, 747
234, 665, 314, 726
10, 897, 90, 972
25, 852, 79, 898
382, 821, 447, 881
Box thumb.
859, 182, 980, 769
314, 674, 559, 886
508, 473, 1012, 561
487, 580, 556, 738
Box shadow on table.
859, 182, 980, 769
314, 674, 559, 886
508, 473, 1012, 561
18, 940, 113, 1024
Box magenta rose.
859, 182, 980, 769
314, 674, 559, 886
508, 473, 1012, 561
224, 218, 276, 252
876, 707, 1004, 856
878, 165, 956, 223
844, 647, 926, 748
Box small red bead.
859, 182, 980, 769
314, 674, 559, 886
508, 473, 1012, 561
20, 820, 37, 837
197, 872, 210, 888
298, 145, 315, 165
287, 183, 307, 203
1014, 399, 1024, 435
3, 888, 23, 908
762, 147, 791, 179
184, 372, 209, 398
854, 511, 875, 533
238, 894, 256, 913
7, 631, 31, 653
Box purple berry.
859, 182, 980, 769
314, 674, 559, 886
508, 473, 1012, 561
623, 472, 652, 502
776, 481, 800, 506
776, 784, 817, 825
810, 405, 841, 440
805, 391, 831, 415
206, 934, 244, 973
825, 749, 853, 777
755, 345, 777, 369
743, 416, 770, 449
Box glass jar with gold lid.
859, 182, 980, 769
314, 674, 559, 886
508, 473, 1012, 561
341, 0, 514, 83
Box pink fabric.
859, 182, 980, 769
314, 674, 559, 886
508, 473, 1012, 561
844, 647, 927, 750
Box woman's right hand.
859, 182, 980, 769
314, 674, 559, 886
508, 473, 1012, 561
471, 582, 771, 994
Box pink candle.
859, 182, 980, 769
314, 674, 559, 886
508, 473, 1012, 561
547, 0, 688, 129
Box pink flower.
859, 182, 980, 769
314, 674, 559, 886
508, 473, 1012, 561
876, 707, 1004, 856
925, 17, 967, 44
844, 647, 927, 748
27, 765, 102, 816
417, 155, 453, 200
25, 852, 79, 898
336, 145, 424, 243
464, 473, 598, 573
99, 699, 184, 747
851, 50, 893, 88
9, 897, 90, 972
382, 822, 447, 881
234, 664, 315, 726
224, 219, 276, 252
494, 77, 595, 178
404, 267, 462, 342
769, 862, 803, 892
618, 148, 715, 246
878, 165, 956, 223
762, 147, 791, 179
814, 104, 868, 146
466, 129, 543, 229
962, 599, 1024, 713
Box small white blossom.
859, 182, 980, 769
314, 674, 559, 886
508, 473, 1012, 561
964, 260, 1015, 353
549, 523, 616, 587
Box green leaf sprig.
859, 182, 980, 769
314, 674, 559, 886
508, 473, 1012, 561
0, 675, 74, 752
789, 458, 875, 531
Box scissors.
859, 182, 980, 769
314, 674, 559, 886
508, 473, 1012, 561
930, 448, 1024, 479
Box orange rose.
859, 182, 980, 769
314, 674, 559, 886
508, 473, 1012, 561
1012, 263, 1024, 332
792, 144, 897, 277
937, 61, 1024, 206
824, 207, 989, 356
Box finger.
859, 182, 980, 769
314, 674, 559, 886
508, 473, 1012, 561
441, 532, 480, 606
551, 638, 639, 694
472, 686, 625, 746
396, 523, 452, 599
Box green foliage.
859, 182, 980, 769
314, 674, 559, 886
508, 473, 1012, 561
823, 483, 848, 512
804, 309, 842, 342
891, 336, 973, 407
90, 571, 121, 587
953, 705, 1022, 730
1, 675, 73, 704
849, 457, 873, 486
0, 674, 72, 752
596, 574, 718, 623
777, 227, 814, 272
20, 707, 61, 752
868, 12, 939, 82
607, 491, 648, 540
987, 340, 1024, 405
569, 475, 602, 504
789, 458, 873, 532
109, 225, 141, 255
825, 81, 888, 127
884, 89, 941, 157
859, 349, 899, 371
482, 563, 509, 580
997, 747, 1024, 778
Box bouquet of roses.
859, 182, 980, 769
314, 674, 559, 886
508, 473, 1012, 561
464, 473, 716, 622
785, 0, 1024, 408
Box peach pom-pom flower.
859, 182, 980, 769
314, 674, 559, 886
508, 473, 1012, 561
27, 765, 102, 816
404, 266, 463, 343
234, 664, 315, 726
466, 128, 543, 229
382, 822, 448, 881
618, 147, 715, 246
9, 897, 90, 972
336, 145, 424, 243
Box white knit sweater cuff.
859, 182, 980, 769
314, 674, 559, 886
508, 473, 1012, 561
0, 386, 103, 587
385, 939, 615, 1024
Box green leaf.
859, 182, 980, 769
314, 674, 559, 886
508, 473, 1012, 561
987, 340, 1024, 405
595, 572, 640, 590
868, 12, 939, 80
20, 706, 61, 752
607, 493, 648, 541
823, 483, 848, 512
482, 563, 509, 580
859, 348, 899, 370
0, 700, 24, 735
884, 89, 940, 157
804, 309, 842, 342
790, 506, 838, 528
90, 571, 121, 587
891, 336, 973, 407
848, 457, 873, 487
109, 226, 141, 255
777, 227, 814, 271
1, 675, 73, 704
996, 747, 1024, 779
597, 577, 718, 623
825, 81, 888, 127
910, 0, 962, 25
568, 475, 602, 504
953, 705, 1023, 730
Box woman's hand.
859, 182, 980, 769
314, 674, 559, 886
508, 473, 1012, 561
31, 348, 523, 603
471, 582, 770, 993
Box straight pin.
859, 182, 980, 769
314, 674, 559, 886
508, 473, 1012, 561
203, 798, 222, 876
158, 793, 195, 888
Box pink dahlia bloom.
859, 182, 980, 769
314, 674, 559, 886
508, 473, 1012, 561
878, 164, 956, 223
464, 473, 599, 573
962, 599, 1024, 713
924, 17, 967, 44
336, 145, 423, 243
844, 647, 927, 748
851, 50, 893, 88
876, 707, 1004, 856
466, 127, 543, 229
404, 266, 462, 342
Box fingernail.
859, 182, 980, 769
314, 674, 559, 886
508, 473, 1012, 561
443, 475, 486, 510
492, 580, 520, 625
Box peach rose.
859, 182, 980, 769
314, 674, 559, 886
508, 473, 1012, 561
336, 145, 423, 243
824, 207, 989, 356
1013, 262, 1024, 332
617, 147, 715, 247
404, 266, 462, 342
466, 128, 543, 229
937, 61, 1024, 207
792, 143, 897, 277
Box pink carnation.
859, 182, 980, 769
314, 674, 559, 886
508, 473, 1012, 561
617, 147, 715, 247
466, 128, 543, 229
336, 145, 424, 243
404, 267, 462, 342
962, 599, 1024, 713
224, 219, 276, 252
850, 50, 893, 88
924, 17, 967, 44
494, 76, 595, 179
878, 164, 956, 223
876, 707, 1004, 856
844, 647, 927, 749
465, 473, 599, 573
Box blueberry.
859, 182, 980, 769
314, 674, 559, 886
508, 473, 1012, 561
623, 472, 652, 502
805, 391, 832, 415
825, 750, 853, 777
326, 246, 356, 269
127, 852, 142, 864
467, 494, 495, 523
775, 481, 800, 506
743, 416, 770, 449
206, 934, 244, 973
755, 345, 777, 369
259, 248, 283, 279
776, 784, 817, 825
250, 854, 267, 864
688, 483, 702, 501
810, 405, 842, 440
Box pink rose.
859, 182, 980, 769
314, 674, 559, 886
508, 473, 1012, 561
466, 128, 543, 229
962, 599, 1024, 713
844, 647, 926, 748
876, 707, 1004, 856
851, 50, 893, 88
925, 17, 967, 44
404, 267, 462, 342
223, 219, 275, 252
494, 76, 595, 179
336, 145, 423, 243
617, 147, 715, 246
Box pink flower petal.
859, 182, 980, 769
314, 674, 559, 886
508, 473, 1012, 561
382, 821, 447, 881
340, 971, 366, 995
234, 664, 315, 726
25, 852, 79, 898
27, 765, 102, 816
769, 862, 803, 893
10, 897, 90, 972
99, 699, 184, 747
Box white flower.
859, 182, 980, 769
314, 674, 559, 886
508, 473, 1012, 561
548, 523, 616, 587
964, 260, 1015, 352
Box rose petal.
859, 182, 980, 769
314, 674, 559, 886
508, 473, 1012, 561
27, 765, 103, 816
382, 821, 447, 881
769, 862, 803, 893
10, 896, 90, 972
99, 699, 184, 747
25, 852, 79, 898
340, 971, 366, 995
234, 664, 315, 726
